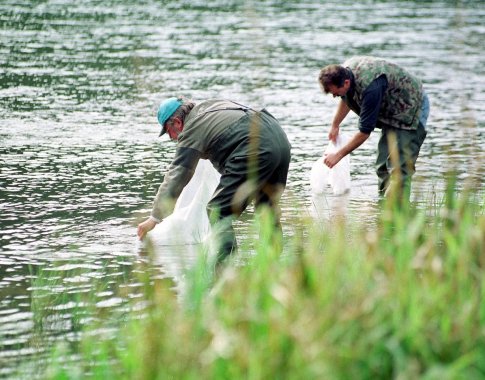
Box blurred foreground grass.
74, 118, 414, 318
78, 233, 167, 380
36, 182, 485, 379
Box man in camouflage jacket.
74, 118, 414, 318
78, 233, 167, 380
318, 56, 430, 198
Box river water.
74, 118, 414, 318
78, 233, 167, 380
0, 0, 484, 377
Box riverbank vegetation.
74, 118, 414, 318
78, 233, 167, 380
29, 181, 485, 379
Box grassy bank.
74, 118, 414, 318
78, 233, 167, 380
38, 186, 485, 379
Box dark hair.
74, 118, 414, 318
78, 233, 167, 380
318, 65, 350, 93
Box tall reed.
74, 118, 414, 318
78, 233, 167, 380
41, 183, 485, 379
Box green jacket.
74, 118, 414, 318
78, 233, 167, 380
151, 100, 248, 221
150, 100, 291, 222
343, 56, 423, 130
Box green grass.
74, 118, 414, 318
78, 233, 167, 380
37, 185, 485, 379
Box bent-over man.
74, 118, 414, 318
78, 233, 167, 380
137, 97, 291, 262
319, 56, 430, 198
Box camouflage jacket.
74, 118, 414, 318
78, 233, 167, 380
343, 56, 423, 130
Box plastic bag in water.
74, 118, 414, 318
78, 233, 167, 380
148, 159, 221, 245
310, 157, 330, 193
310, 133, 351, 195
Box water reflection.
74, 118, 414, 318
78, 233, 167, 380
310, 192, 351, 222
1, 0, 484, 376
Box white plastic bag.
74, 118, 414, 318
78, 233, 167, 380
148, 159, 221, 245
310, 133, 351, 195
310, 157, 330, 194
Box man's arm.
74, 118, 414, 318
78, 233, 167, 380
358, 75, 387, 133
137, 147, 201, 240
329, 99, 351, 142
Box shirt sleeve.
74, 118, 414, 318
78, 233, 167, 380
150, 147, 202, 221
358, 75, 388, 134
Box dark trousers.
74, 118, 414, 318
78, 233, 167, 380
207, 110, 291, 262
376, 120, 427, 197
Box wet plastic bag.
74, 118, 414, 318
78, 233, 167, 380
149, 159, 221, 245
310, 133, 351, 195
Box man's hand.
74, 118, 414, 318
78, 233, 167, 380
323, 152, 342, 168
324, 131, 370, 169
137, 218, 158, 240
